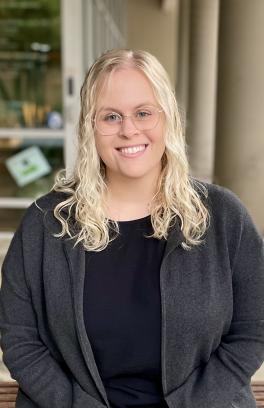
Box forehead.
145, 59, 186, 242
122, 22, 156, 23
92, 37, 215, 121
96, 67, 157, 109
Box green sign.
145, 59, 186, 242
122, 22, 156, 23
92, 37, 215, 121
6, 146, 51, 187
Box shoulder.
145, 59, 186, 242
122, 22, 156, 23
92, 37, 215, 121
35, 189, 70, 213
19, 189, 70, 235
193, 179, 247, 226
193, 180, 263, 259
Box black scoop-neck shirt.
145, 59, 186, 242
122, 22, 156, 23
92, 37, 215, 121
83, 215, 168, 408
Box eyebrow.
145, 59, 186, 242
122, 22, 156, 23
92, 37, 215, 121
98, 103, 156, 113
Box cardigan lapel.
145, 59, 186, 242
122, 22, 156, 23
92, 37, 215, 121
164, 216, 185, 257
61, 206, 184, 404
159, 217, 185, 397
63, 238, 110, 408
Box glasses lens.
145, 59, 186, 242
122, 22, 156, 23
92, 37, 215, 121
96, 112, 121, 135
133, 106, 160, 130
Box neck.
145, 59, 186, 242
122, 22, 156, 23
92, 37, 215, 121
104, 170, 161, 220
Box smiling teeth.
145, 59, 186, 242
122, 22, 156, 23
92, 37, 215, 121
119, 145, 146, 154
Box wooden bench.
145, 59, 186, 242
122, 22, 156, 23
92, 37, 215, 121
252, 382, 264, 407
0, 382, 18, 408
0, 380, 264, 407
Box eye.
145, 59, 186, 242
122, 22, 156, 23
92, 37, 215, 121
103, 113, 121, 122
135, 109, 152, 120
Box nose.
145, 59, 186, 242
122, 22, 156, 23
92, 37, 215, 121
120, 115, 139, 137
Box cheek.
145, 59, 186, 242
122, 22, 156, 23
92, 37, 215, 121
154, 133, 166, 161
159, 126, 166, 152
94, 138, 106, 164
153, 127, 166, 152
95, 138, 115, 164
95, 135, 106, 156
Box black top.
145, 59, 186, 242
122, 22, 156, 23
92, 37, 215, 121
83, 215, 168, 408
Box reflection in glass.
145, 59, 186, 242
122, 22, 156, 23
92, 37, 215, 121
0, 137, 64, 199
0, 0, 62, 128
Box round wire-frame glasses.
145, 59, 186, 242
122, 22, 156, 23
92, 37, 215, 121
94, 105, 163, 136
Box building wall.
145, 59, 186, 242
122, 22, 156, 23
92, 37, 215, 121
214, 0, 264, 233
126, 0, 178, 87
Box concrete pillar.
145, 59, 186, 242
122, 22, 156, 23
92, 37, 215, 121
176, 0, 190, 113
186, 0, 220, 182
214, 0, 264, 233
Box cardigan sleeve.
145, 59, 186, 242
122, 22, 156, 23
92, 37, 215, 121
0, 223, 73, 408
165, 202, 264, 408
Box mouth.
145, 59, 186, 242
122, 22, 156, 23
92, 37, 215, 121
115, 144, 148, 158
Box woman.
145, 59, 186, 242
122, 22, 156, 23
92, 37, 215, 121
0, 49, 264, 408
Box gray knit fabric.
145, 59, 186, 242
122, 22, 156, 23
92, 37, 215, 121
0, 182, 263, 408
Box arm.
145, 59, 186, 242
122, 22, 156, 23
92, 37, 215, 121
166, 207, 264, 408
0, 224, 72, 408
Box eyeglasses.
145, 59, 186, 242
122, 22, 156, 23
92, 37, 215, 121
94, 105, 163, 136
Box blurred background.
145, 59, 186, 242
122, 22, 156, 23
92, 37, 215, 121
0, 0, 263, 381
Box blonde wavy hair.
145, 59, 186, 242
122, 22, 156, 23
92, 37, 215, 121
52, 48, 209, 251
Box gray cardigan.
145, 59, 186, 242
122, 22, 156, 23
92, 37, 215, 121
0, 182, 264, 408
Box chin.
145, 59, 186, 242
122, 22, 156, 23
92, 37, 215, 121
121, 172, 147, 179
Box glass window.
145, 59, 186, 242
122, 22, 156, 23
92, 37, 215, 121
0, 137, 64, 200
0, 0, 62, 128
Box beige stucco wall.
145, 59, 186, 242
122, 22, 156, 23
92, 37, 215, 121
214, 0, 264, 234
126, 0, 178, 87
